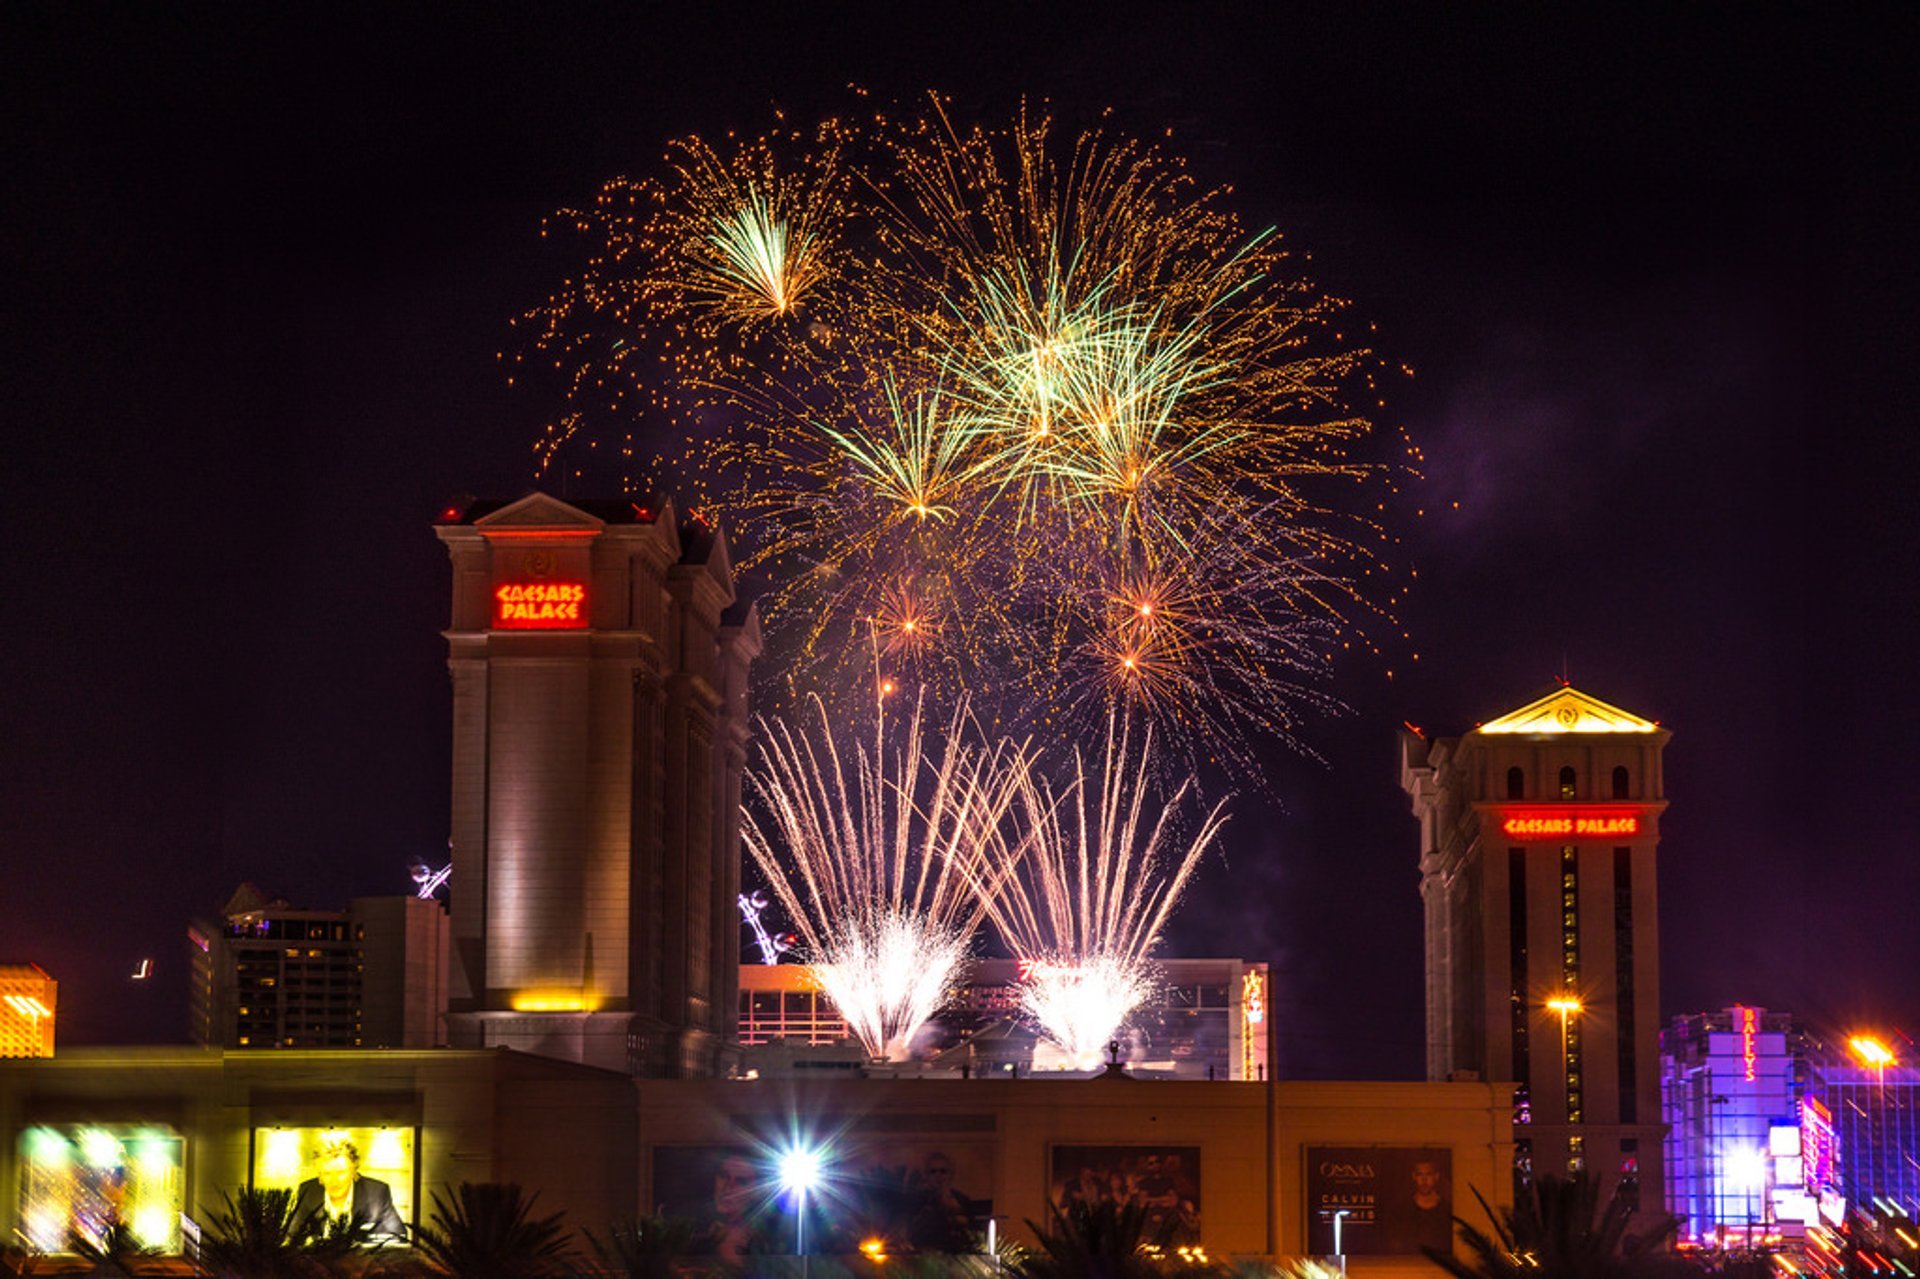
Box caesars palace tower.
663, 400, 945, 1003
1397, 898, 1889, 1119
1401, 684, 1668, 1207
435, 492, 760, 1077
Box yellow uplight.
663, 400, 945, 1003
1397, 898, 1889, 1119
510, 991, 598, 1013
860, 1238, 888, 1261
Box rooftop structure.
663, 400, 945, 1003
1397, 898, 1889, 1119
738, 958, 1269, 1080
0, 965, 56, 1058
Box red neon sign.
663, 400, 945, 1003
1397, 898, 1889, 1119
494, 581, 587, 629
1496, 808, 1643, 840
1741, 1006, 1758, 1081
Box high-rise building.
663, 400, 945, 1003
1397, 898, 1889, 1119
0, 964, 57, 1058
188, 884, 449, 1049
1805, 1036, 1920, 1216
1662, 1005, 1812, 1246
1401, 684, 1667, 1202
436, 494, 760, 1077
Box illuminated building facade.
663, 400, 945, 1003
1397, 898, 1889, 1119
0, 965, 57, 1058
189, 884, 449, 1049
737, 959, 1270, 1080
0, 1044, 1513, 1270
1661, 1005, 1813, 1245
1806, 1045, 1920, 1215
1401, 684, 1667, 1201
437, 494, 760, 1077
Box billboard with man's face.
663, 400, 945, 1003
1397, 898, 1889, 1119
1305, 1146, 1453, 1257
251, 1126, 416, 1243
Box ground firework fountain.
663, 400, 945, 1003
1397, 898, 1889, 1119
974, 716, 1229, 1068
739, 695, 1015, 1060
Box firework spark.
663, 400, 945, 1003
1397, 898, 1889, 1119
739, 695, 1015, 1060
975, 716, 1229, 1068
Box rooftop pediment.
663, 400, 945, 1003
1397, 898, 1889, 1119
473, 491, 606, 534
1476, 685, 1658, 735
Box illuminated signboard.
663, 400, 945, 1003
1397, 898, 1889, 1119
18, 1125, 185, 1254
1740, 1006, 1759, 1081
252, 1126, 416, 1243
1801, 1098, 1836, 1195
493, 582, 587, 629
1496, 809, 1643, 840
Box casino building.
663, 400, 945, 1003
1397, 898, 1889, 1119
0, 493, 1528, 1272
1401, 685, 1667, 1205
434, 494, 761, 1078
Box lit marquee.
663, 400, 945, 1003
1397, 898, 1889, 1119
494, 582, 587, 629
1496, 807, 1645, 840
1477, 686, 1658, 736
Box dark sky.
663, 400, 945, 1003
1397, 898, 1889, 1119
3, 5, 1915, 1077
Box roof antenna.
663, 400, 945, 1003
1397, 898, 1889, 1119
1557, 653, 1571, 688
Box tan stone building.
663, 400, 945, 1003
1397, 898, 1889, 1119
436, 494, 760, 1077
1400, 684, 1667, 1204
0, 1047, 1510, 1273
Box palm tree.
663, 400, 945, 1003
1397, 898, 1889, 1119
1015, 1199, 1164, 1279
1425, 1173, 1681, 1279
413, 1182, 574, 1279
586, 1215, 699, 1279
197, 1187, 359, 1279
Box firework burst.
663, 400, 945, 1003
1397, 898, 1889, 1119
739, 694, 1015, 1060
975, 715, 1229, 1068
517, 96, 1414, 780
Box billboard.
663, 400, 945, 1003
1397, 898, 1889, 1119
17, 1124, 185, 1254
1050, 1145, 1200, 1243
651, 1141, 994, 1260
1305, 1146, 1453, 1257
251, 1126, 416, 1242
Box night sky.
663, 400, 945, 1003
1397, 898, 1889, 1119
4, 6, 1915, 1078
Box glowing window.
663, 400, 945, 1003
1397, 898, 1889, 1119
1559, 766, 1577, 799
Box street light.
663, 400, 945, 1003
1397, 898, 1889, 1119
1332, 1208, 1351, 1275
1546, 995, 1584, 1162
1850, 1035, 1896, 1218
779, 1145, 824, 1273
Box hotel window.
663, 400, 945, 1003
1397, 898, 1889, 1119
1611, 765, 1630, 799
1559, 766, 1577, 799
1507, 766, 1525, 799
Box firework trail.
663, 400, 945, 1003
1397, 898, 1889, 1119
514, 96, 1416, 780
739, 693, 1016, 1060
974, 715, 1229, 1068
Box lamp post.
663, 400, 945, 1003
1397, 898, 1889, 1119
1545, 995, 1583, 1168
1850, 1035, 1895, 1214
1333, 1208, 1351, 1275
779, 1146, 823, 1278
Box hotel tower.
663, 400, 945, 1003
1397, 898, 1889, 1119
1401, 684, 1667, 1205
437, 493, 760, 1076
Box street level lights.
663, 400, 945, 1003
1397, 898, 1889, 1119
779, 1145, 823, 1276
1333, 1208, 1351, 1275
